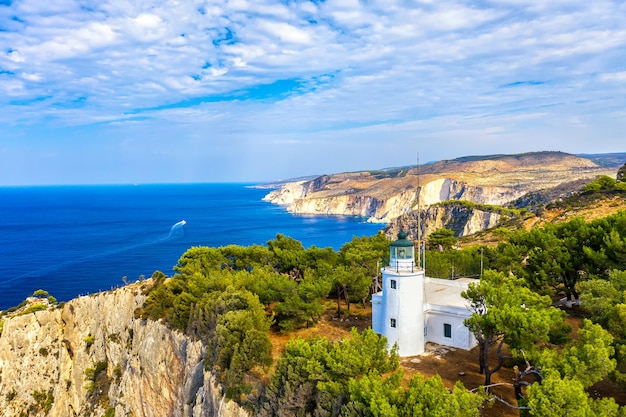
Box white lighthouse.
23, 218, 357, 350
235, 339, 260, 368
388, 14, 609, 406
372, 230, 478, 356
371, 230, 426, 356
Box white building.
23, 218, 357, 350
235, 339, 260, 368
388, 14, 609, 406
371, 231, 478, 357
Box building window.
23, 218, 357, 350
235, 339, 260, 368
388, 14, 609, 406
444, 323, 452, 338
390, 318, 397, 328
390, 279, 397, 289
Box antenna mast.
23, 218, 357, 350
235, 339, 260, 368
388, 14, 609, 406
416, 152, 421, 270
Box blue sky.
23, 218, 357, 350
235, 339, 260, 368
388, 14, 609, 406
0, 0, 625, 185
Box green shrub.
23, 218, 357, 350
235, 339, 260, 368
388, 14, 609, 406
584, 175, 621, 192
83, 335, 95, 347
39, 347, 49, 357
18, 303, 47, 315
32, 289, 49, 298
6, 390, 17, 402
84, 360, 108, 395
113, 364, 122, 381
85, 361, 108, 382
31, 389, 54, 414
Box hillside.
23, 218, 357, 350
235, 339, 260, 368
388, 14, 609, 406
0, 285, 247, 417
463, 191, 626, 247
262, 151, 625, 241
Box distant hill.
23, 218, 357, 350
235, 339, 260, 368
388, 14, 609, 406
576, 152, 626, 168
263, 151, 624, 241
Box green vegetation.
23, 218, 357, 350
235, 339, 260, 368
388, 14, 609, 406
525, 371, 621, 417
437, 200, 526, 218
462, 271, 566, 387
17, 303, 47, 315
584, 175, 626, 192
84, 360, 108, 395
127, 204, 626, 414
391, 207, 626, 411
83, 335, 95, 347
258, 328, 485, 417
30, 389, 54, 415
32, 289, 49, 298
138, 233, 390, 400
366, 167, 410, 179
488, 210, 626, 302
6, 390, 17, 402
422, 244, 486, 279
544, 171, 626, 213
426, 227, 457, 251
617, 163, 626, 183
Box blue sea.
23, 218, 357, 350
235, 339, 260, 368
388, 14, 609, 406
0, 183, 383, 310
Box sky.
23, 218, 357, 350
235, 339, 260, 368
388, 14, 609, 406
0, 0, 625, 185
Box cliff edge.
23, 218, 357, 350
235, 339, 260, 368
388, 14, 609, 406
263, 152, 619, 236
0, 286, 249, 417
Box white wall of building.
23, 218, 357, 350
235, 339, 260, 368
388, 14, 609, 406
371, 292, 383, 334
425, 310, 476, 351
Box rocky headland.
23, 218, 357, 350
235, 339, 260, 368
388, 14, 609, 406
0, 286, 249, 417
262, 151, 622, 239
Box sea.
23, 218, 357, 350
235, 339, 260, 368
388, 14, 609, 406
0, 183, 383, 311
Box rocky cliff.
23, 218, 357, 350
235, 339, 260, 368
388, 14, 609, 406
263, 152, 619, 233
384, 203, 503, 241
0, 287, 249, 417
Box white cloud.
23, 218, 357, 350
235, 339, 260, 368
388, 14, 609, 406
601, 72, 626, 82
125, 14, 166, 42
21, 72, 42, 82
257, 20, 312, 44
0, 0, 625, 183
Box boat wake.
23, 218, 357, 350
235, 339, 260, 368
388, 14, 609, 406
167, 220, 186, 239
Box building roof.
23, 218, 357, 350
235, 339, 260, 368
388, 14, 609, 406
391, 229, 414, 247
424, 277, 478, 314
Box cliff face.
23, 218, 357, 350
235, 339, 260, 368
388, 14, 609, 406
263, 152, 618, 232
0, 287, 249, 417
418, 178, 521, 207
384, 204, 502, 241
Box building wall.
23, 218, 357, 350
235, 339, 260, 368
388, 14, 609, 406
425, 310, 477, 351
371, 293, 383, 334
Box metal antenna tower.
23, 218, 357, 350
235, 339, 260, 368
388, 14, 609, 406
416, 152, 422, 270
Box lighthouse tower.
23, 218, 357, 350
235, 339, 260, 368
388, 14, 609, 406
371, 230, 425, 356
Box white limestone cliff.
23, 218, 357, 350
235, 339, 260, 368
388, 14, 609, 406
264, 177, 518, 224
0, 287, 249, 417
262, 152, 617, 235
384, 203, 502, 241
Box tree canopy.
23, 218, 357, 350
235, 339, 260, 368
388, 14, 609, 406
462, 271, 566, 387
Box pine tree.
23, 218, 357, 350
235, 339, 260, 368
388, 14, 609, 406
617, 163, 626, 183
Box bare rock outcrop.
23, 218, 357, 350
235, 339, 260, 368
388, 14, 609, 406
0, 286, 249, 417
263, 152, 618, 232
385, 203, 502, 241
